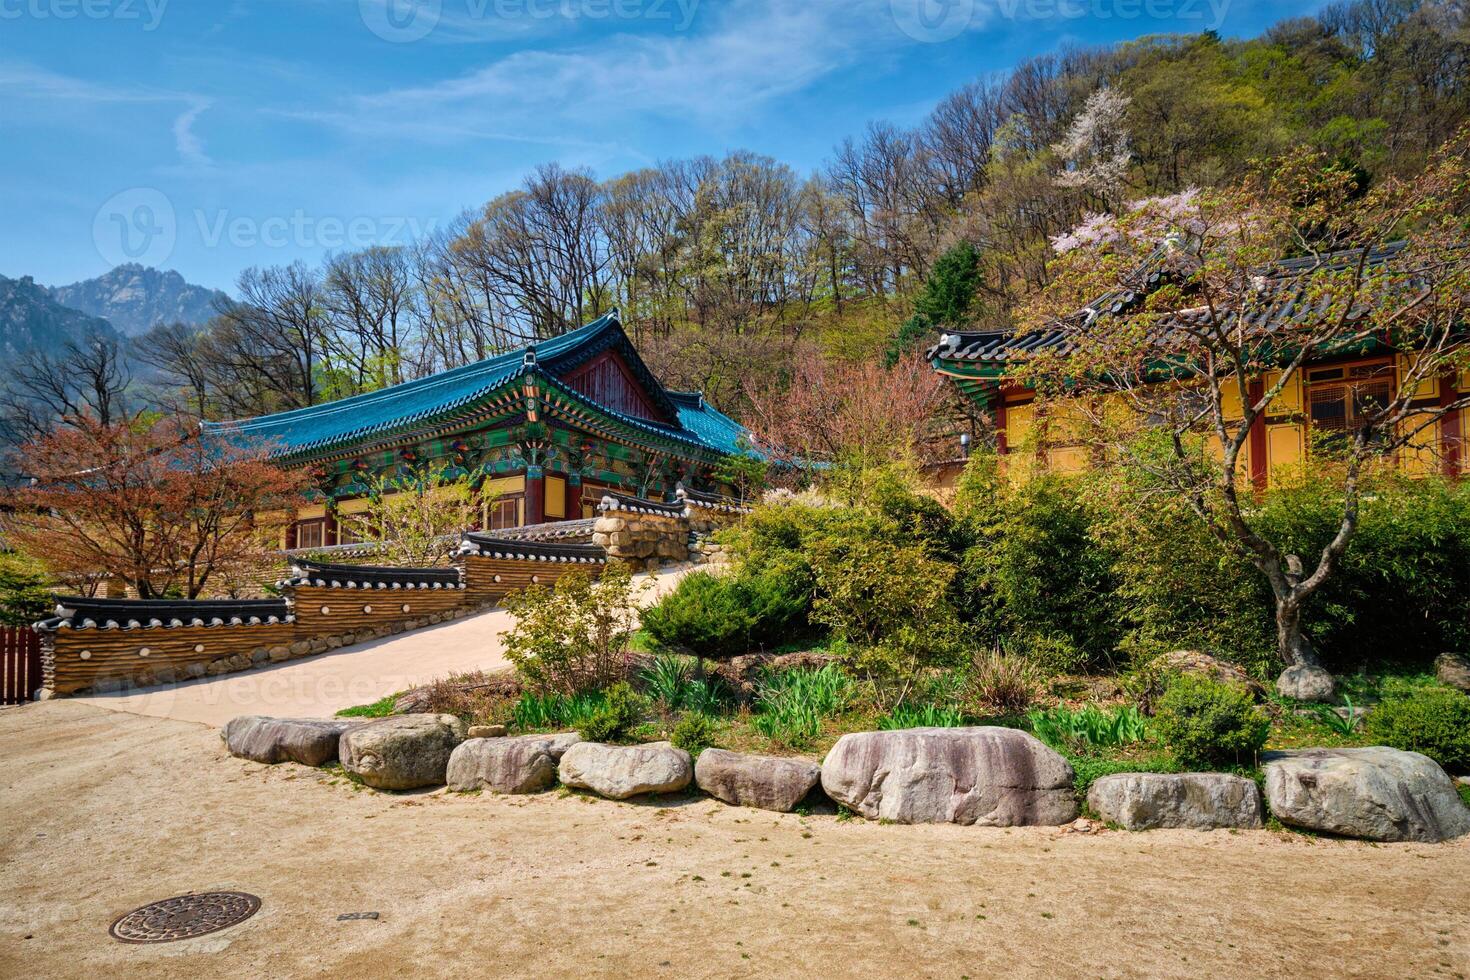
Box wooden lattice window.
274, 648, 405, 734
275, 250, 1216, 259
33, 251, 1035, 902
294, 519, 326, 550
485, 496, 523, 530
1307, 362, 1393, 437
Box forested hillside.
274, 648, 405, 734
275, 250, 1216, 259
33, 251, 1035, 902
107, 0, 1470, 427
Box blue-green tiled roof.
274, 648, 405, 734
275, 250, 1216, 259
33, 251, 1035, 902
205, 312, 750, 459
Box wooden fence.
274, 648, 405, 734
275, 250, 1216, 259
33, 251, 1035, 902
1, 626, 42, 704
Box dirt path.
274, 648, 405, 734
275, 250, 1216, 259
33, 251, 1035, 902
1, 701, 1466, 979
67, 568, 687, 727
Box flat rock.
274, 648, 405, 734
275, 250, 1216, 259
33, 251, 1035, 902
1263, 747, 1470, 842
694, 749, 821, 812
1088, 773, 1263, 831
339, 714, 467, 790
1276, 665, 1337, 702
467, 724, 508, 739
820, 727, 1077, 826
558, 741, 692, 799
1437, 652, 1470, 693
446, 732, 581, 794
223, 716, 356, 767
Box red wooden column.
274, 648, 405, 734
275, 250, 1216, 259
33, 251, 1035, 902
525, 468, 545, 526
566, 475, 581, 521
1248, 378, 1268, 492
1442, 374, 1463, 479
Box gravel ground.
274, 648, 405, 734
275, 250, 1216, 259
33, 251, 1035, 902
1, 699, 1467, 979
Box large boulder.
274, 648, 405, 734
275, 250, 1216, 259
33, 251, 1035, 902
820, 727, 1077, 826
1276, 665, 1337, 702
224, 716, 357, 767
558, 741, 693, 800
339, 714, 467, 790
1263, 747, 1470, 842
1087, 773, 1264, 831
694, 749, 822, 812
1436, 652, 1470, 693
446, 732, 581, 794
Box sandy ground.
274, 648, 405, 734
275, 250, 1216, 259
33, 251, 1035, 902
68, 568, 687, 727
1, 701, 1467, 979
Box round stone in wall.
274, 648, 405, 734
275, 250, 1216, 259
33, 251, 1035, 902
401, 604, 411, 613
321, 606, 331, 615
194, 644, 205, 653
80, 650, 92, 660
363, 605, 373, 614
109, 891, 261, 944
138, 648, 150, 657
493, 574, 502, 583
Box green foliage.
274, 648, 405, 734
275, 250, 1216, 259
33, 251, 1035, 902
0, 554, 54, 627
1068, 752, 1184, 798
501, 562, 640, 696
640, 571, 786, 662
1308, 695, 1361, 737
965, 649, 1040, 716
878, 703, 964, 730
1364, 688, 1470, 772
751, 665, 855, 747
884, 242, 982, 367
510, 690, 608, 731
579, 682, 644, 744
671, 713, 719, 756
335, 693, 400, 718
1028, 704, 1148, 752
1152, 676, 1270, 768
637, 653, 731, 715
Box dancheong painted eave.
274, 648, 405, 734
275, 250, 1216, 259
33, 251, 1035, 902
202, 311, 752, 464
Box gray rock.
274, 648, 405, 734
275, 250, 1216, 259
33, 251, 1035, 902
224, 715, 356, 767
339, 714, 467, 790
1276, 664, 1337, 702
820, 727, 1077, 826
558, 741, 693, 799
467, 724, 508, 739
1263, 747, 1470, 842
1436, 652, 1470, 693
1088, 773, 1264, 831
694, 749, 821, 812
446, 732, 581, 794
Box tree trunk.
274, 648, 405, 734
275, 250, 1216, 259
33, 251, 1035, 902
1275, 600, 1319, 668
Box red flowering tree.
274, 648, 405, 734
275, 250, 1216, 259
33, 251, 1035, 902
2, 415, 306, 599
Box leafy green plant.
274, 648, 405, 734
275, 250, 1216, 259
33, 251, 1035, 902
638, 653, 731, 715
1152, 675, 1270, 768
336, 693, 400, 718
1028, 704, 1147, 751
579, 682, 644, 743
878, 703, 964, 730
1308, 694, 1361, 737
1364, 688, 1470, 772
671, 713, 719, 755
0, 554, 54, 627
965, 649, 1040, 715
641, 572, 756, 662
501, 562, 641, 695
751, 665, 854, 747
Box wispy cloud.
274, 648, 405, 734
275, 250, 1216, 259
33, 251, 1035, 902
172, 99, 214, 167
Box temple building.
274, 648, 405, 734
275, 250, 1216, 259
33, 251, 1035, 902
929, 245, 1467, 487
207, 311, 751, 548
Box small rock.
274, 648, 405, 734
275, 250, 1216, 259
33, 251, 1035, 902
1088, 773, 1264, 831
447, 732, 581, 793
558, 741, 693, 799
820, 727, 1077, 826
339, 714, 467, 790
1059, 817, 1103, 835
1436, 652, 1470, 693
694, 749, 821, 812
1263, 747, 1470, 842
467, 724, 508, 739
268, 645, 292, 663
1275, 664, 1337, 702
225, 716, 356, 767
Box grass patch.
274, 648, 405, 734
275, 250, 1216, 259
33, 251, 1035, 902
335, 693, 400, 718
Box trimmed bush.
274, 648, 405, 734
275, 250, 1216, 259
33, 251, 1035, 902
579, 682, 643, 744
1364, 688, 1470, 772
1152, 675, 1269, 768
670, 713, 718, 756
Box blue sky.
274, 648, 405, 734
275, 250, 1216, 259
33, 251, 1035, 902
1, 0, 1330, 292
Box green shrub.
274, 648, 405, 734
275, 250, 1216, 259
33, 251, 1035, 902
502, 563, 640, 695
0, 554, 54, 628
637, 653, 731, 715
671, 713, 719, 756
1069, 753, 1184, 798
1364, 688, 1470, 772
511, 690, 608, 731
878, 703, 964, 729
578, 683, 644, 743
751, 665, 854, 747
1152, 676, 1269, 768
1028, 704, 1148, 751
641, 572, 756, 661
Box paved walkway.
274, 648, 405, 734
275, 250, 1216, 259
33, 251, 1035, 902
72, 568, 686, 728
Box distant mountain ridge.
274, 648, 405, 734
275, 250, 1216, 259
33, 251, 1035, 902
48, 263, 226, 337
0, 274, 120, 359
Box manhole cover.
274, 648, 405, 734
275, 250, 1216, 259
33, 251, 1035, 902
109, 892, 261, 944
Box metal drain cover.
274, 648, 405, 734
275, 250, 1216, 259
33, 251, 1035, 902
109, 892, 261, 944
